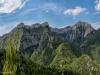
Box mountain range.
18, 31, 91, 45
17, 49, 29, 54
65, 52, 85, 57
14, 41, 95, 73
0, 21, 100, 75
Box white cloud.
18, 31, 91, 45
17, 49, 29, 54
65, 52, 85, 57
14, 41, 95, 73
95, 0, 100, 11
0, 0, 28, 13
92, 22, 100, 29
64, 6, 86, 16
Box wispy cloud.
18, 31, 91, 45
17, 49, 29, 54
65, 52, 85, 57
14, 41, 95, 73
19, 0, 29, 9
64, 6, 87, 16
95, 0, 100, 11
19, 2, 63, 16
0, 0, 29, 13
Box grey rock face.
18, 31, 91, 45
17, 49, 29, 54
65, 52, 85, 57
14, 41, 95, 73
72, 21, 94, 37
52, 21, 95, 42
18, 23, 50, 54
0, 21, 95, 54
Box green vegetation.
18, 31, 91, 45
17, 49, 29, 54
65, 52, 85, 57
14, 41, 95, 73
3, 39, 17, 75
17, 53, 79, 75
30, 47, 54, 65
0, 40, 100, 75
50, 43, 76, 69
69, 55, 100, 75
1, 39, 80, 75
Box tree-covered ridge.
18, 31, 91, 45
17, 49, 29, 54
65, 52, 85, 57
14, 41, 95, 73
1, 38, 79, 75
68, 55, 100, 75
1, 40, 100, 75
50, 43, 76, 68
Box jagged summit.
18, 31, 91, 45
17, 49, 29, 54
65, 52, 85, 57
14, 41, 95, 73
73, 21, 94, 30
41, 22, 49, 26
17, 22, 25, 28
32, 22, 49, 28
15, 21, 94, 31
0, 21, 96, 50
72, 21, 94, 37
50, 21, 95, 42
15, 22, 49, 29
11, 21, 95, 42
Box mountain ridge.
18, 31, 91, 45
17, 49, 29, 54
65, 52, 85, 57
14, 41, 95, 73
0, 21, 96, 51
0, 21, 100, 75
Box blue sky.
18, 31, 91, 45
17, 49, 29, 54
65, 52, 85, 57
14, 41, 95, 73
0, 0, 100, 36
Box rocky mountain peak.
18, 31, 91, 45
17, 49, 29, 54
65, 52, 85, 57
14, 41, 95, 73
72, 21, 94, 37
73, 21, 93, 29
41, 22, 49, 26
0, 21, 96, 51
31, 22, 49, 28
17, 22, 25, 28
51, 21, 95, 42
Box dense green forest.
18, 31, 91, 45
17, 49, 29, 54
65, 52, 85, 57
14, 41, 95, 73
0, 38, 99, 75
0, 38, 80, 75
